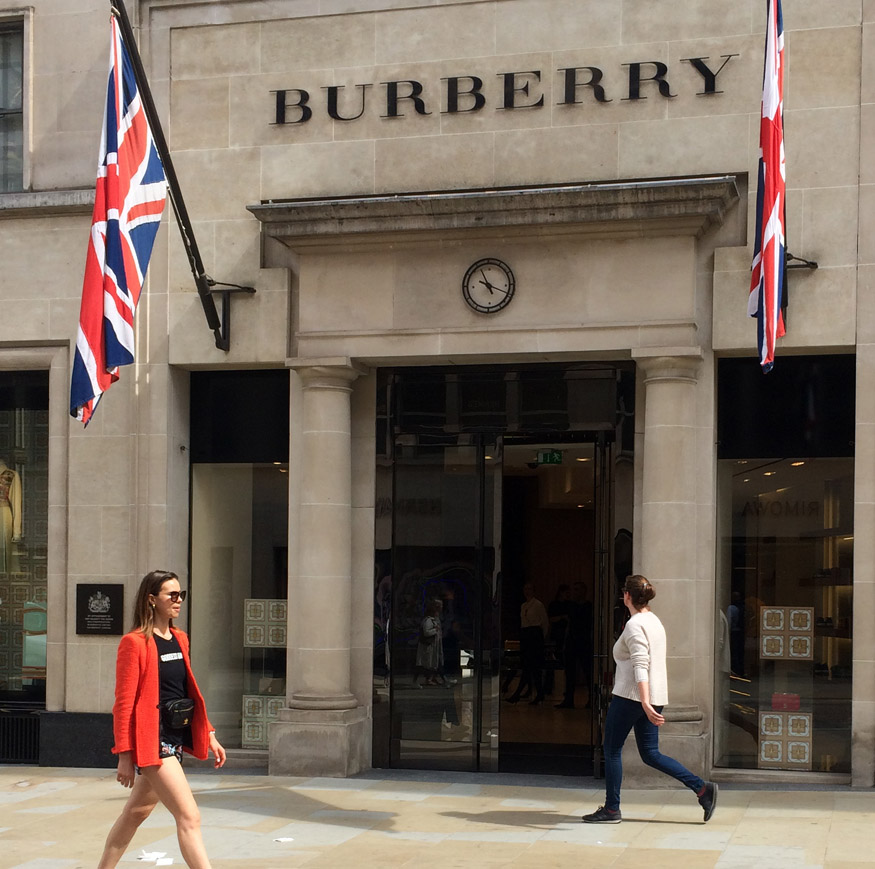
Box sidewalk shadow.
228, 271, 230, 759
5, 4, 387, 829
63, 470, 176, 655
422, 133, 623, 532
441, 810, 697, 828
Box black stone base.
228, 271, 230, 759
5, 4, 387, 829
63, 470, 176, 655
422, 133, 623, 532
39, 712, 115, 768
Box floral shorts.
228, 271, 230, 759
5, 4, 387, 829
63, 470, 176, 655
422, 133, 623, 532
136, 740, 183, 774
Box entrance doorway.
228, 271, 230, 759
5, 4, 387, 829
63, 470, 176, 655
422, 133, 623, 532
372, 365, 634, 775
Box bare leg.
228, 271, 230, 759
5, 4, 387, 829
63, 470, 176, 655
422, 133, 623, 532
140, 757, 212, 869
98, 774, 159, 868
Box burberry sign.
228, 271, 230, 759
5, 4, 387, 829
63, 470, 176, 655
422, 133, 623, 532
272, 55, 738, 125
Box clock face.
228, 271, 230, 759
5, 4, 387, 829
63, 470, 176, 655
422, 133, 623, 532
462, 258, 515, 313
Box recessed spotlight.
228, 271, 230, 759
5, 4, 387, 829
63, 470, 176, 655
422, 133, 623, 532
791, 461, 805, 467
764, 471, 776, 476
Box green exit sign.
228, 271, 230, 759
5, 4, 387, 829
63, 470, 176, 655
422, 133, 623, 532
537, 450, 563, 465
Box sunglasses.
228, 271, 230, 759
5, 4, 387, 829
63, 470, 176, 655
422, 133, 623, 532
164, 590, 187, 602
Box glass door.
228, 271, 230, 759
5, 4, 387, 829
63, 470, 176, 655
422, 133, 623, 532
385, 434, 500, 770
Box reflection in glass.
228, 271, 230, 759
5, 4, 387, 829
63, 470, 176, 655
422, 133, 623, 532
190, 463, 289, 749
715, 457, 853, 773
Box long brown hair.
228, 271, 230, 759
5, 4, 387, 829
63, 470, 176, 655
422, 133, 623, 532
131, 570, 178, 638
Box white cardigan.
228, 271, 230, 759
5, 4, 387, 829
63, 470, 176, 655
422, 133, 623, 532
612, 610, 669, 706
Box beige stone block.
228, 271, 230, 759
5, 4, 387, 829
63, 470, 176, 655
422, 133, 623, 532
494, 0, 620, 52
261, 139, 376, 199
0, 301, 49, 341
784, 107, 860, 190
785, 27, 862, 112
30, 131, 96, 190
297, 329, 443, 361
171, 22, 260, 79
439, 329, 543, 358
68, 435, 132, 507
622, 1, 752, 44
790, 0, 862, 29
375, 132, 495, 193
352, 442, 376, 510
375, 4, 496, 65
856, 345, 875, 425
861, 186, 875, 268
853, 662, 875, 706
167, 295, 239, 365
170, 79, 230, 151
851, 699, 875, 786
665, 35, 761, 119
230, 72, 339, 148
801, 186, 859, 268
34, 9, 104, 77
299, 252, 394, 333
49, 299, 80, 343
856, 425, 875, 504
864, 22, 875, 104
779, 266, 856, 349
260, 14, 376, 73
493, 123, 619, 187
172, 147, 261, 220
863, 105, 875, 189
98, 506, 134, 576
618, 113, 748, 179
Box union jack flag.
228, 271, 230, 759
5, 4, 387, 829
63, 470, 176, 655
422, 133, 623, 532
70, 15, 167, 424
748, 0, 786, 372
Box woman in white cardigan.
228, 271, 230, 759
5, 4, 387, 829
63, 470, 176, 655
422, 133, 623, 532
583, 574, 718, 824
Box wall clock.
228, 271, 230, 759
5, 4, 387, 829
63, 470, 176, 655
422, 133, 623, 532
462, 257, 515, 313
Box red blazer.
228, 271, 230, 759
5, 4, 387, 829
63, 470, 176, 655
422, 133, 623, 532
112, 627, 214, 768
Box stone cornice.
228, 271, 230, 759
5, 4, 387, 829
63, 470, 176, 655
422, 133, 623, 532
248, 176, 740, 252
0, 189, 95, 219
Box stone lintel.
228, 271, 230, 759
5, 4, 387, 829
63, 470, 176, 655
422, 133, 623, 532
249, 177, 740, 253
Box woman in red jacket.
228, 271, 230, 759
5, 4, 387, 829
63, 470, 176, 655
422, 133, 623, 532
98, 570, 226, 869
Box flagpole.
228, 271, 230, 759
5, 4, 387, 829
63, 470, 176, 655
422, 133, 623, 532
110, 0, 226, 349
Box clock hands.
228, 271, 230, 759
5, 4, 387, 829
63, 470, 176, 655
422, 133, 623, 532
478, 269, 496, 295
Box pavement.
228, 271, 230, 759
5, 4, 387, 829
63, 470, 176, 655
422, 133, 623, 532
0, 765, 873, 868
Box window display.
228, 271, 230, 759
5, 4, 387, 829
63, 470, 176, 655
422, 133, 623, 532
715, 457, 853, 773
0, 372, 49, 704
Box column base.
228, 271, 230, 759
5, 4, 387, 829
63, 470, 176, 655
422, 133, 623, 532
617, 705, 710, 788
269, 705, 369, 777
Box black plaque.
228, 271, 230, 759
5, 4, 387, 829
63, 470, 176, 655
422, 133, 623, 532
76, 584, 124, 635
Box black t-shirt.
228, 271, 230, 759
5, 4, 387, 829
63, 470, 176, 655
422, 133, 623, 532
155, 633, 189, 742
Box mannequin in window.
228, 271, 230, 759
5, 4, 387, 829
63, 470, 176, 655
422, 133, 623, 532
0, 457, 22, 573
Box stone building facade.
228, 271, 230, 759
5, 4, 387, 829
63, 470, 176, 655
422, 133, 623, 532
0, 0, 872, 786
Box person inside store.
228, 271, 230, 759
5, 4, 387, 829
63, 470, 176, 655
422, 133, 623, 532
98, 570, 226, 869
544, 584, 571, 697
413, 598, 444, 687
582, 574, 717, 824
505, 582, 549, 705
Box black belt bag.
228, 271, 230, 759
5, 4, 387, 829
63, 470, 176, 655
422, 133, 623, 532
161, 698, 195, 730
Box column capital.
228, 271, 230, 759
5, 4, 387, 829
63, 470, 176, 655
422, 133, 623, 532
632, 348, 703, 384
287, 357, 368, 389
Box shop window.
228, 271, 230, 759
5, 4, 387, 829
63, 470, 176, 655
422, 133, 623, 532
0, 21, 23, 192
0, 371, 49, 706
715, 356, 854, 774
188, 371, 289, 750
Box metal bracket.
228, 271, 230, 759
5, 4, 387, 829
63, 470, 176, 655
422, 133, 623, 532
206, 279, 257, 352
786, 252, 818, 271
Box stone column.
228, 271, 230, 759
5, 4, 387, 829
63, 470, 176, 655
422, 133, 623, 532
626, 349, 708, 783
270, 358, 369, 777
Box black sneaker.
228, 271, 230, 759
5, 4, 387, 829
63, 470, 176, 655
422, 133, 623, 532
582, 805, 621, 823
698, 781, 718, 822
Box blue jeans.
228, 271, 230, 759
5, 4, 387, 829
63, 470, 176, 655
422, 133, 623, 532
603, 695, 704, 811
